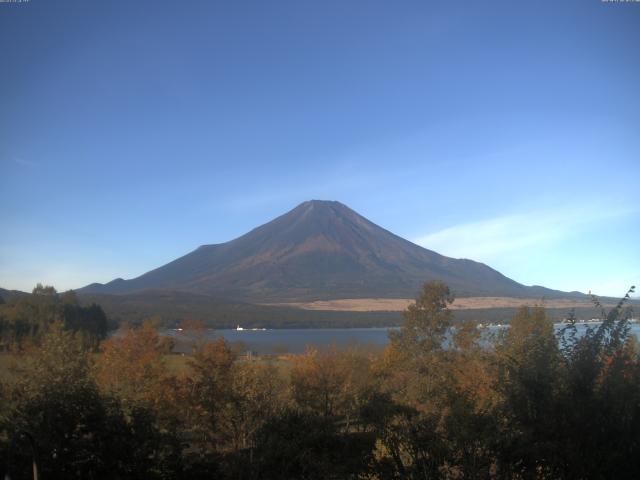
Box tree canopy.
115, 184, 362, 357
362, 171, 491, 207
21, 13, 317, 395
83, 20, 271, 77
1, 283, 638, 479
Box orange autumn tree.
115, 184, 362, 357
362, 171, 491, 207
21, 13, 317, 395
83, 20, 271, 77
94, 322, 174, 410
184, 338, 236, 455
290, 345, 373, 428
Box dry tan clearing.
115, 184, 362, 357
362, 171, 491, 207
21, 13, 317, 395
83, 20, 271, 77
266, 297, 612, 312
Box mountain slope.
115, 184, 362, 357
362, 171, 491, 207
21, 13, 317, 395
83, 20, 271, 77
0, 287, 29, 303
79, 200, 578, 301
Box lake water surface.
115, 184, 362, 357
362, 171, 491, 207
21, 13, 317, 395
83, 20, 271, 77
165, 322, 640, 355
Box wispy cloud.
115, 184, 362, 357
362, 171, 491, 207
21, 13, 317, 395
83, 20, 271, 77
414, 203, 635, 262
13, 157, 39, 168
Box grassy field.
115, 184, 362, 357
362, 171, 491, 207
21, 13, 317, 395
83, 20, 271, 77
267, 296, 620, 312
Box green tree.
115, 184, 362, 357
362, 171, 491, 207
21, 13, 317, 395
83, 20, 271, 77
374, 281, 462, 478
1, 325, 132, 478
492, 306, 565, 478
0, 285, 108, 349
552, 286, 640, 479
389, 280, 454, 354
252, 409, 374, 480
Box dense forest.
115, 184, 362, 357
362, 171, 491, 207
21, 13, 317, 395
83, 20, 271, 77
0, 282, 638, 479
75, 289, 622, 330
0, 284, 108, 351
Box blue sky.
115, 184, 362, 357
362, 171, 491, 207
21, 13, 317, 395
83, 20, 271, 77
1, 0, 638, 297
